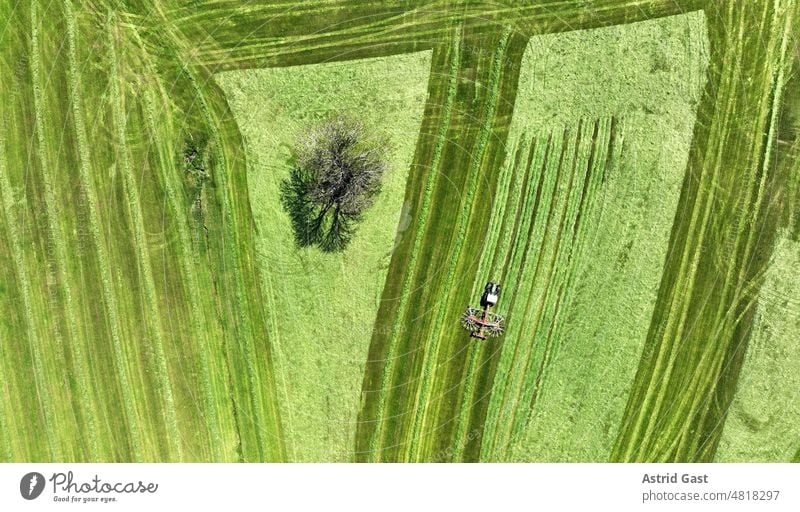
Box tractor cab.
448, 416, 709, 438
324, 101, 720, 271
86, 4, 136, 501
480, 282, 500, 308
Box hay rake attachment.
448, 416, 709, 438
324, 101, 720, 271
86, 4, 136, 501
461, 282, 505, 340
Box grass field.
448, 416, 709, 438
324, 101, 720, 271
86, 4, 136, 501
215, 51, 431, 461
0, 0, 797, 463
0, 1, 283, 462
716, 235, 800, 461
487, 13, 710, 462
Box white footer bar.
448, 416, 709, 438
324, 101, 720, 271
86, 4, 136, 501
1, 463, 796, 511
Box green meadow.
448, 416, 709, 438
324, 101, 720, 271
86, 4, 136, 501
0, 0, 797, 462
216, 51, 431, 461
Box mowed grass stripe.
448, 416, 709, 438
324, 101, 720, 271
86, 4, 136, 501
404, 30, 512, 462
449, 136, 526, 457
185, 67, 269, 461
0, 331, 13, 461
503, 124, 617, 459
106, 16, 183, 461
0, 4, 60, 461
623, 4, 746, 460
29, 0, 89, 460
179, 1, 702, 70
181, 64, 284, 461
690, 0, 797, 445
487, 126, 577, 457
356, 31, 529, 461
477, 135, 543, 459
612, 0, 799, 461
129, 22, 240, 460
134, 14, 285, 460
29, 0, 107, 460
508, 120, 614, 445
482, 129, 564, 459
0, 112, 45, 462
645, 0, 791, 462
139, 82, 231, 460
412, 32, 530, 462
513, 122, 605, 417
653, 2, 796, 460
450, 130, 541, 459
60, 4, 144, 459
67, 3, 157, 460
363, 34, 461, 461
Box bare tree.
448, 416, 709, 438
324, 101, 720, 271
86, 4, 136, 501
281, 117, 389, 252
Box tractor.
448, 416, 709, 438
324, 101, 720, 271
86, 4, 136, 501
461, 281, 505, 340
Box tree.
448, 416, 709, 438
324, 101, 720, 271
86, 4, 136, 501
280, 117, 389, 252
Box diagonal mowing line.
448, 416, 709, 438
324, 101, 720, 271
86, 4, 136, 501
106, 14, 183, 461
365, 32, 461, 461
663, 3, 775, 460
61, 3, 144, 459
180, 0, 703, 69
613, 0, 799, 462
615, 3, 745, 461
0, 333, 14, 461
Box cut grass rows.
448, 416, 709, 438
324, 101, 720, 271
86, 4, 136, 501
128, 22, 247, 460
29, 0, 89, 460
138, 72, 230, 460
64, 7, 146, 459
1, 0, 795, 464
0, 108, 43, 462
502, 12, 710, 462
409, 32, 531, 462
403, 29, 512, 462
448, 135, 529, 459
106, 13, 183, 461
181, 68, 280, 461
480, 118, 619, 461
0, 1, 286, 461
360, 35, 462, 461
508, 121, 617, 448
0, 2, 60, 462
134, 5, 287, 460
